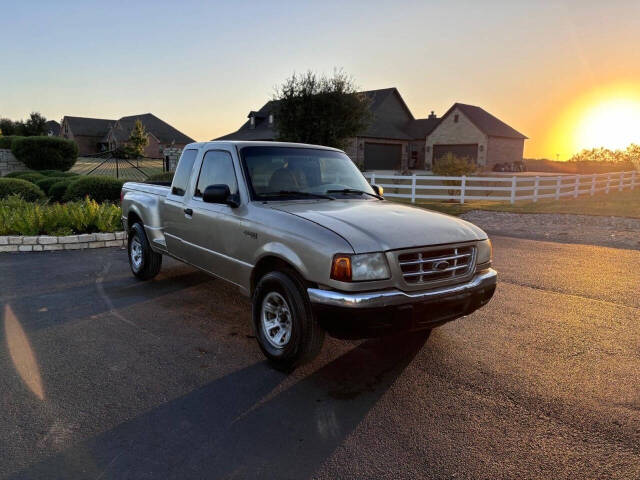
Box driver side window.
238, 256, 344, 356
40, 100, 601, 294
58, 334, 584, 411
195, 150, 238, 198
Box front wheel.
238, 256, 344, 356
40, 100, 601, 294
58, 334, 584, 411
128, 223, 162, 280
252, 270, 325, 370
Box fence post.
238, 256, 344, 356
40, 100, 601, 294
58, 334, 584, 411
590, 174, 596, 196
632, 171, 637, 190
411, 173, 416, 203
116, 157, 119, 179
555, 176, 561, 200
510, 176, 517, 204
370, 172, 376, 186
573, 175, 579, 198
533, 176, 539, 202
606, 173, 611, 193
460, 175, 466, 204
619, 172, 624, 191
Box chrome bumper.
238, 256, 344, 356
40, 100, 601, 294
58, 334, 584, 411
307, 269, 497, 309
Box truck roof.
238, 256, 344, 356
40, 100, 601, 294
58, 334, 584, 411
182, 140, 344, 152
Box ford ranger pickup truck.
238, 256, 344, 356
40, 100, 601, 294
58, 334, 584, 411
121, 141, 497, 368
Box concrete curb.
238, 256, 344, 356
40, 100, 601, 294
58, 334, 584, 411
0, 231, 127, 253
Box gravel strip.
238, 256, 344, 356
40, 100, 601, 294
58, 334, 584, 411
461, 210, 640, 250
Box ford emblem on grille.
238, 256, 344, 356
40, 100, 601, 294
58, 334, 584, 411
433, 260, 450, 271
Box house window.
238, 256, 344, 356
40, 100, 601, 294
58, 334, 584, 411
426, 146, 431, 153
454, 114, 459, 123
268, 114, 274, 125
479, 145, 484, 152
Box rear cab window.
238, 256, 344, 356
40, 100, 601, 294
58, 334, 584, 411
170, 149, 198, 196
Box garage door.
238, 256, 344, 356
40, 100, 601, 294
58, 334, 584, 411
364, 143, 402, 170
433, 144, 478, 165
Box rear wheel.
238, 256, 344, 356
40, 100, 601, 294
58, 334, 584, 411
252, 270, 325, 370
128, 223, 162, 280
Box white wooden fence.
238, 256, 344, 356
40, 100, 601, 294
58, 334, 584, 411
363, 171, 638, 204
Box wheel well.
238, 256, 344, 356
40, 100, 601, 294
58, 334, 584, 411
128, 211, 142, 229
251, 256, 311, 294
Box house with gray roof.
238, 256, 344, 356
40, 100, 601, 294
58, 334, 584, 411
60, 116, 115, 155
217, 88, 526, 171
59, 113, 194, 158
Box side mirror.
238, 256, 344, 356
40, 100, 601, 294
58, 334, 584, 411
202, 184, 239, 207
371, 184, 384, 197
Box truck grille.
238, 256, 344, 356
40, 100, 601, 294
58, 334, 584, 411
397, 245, 475, 285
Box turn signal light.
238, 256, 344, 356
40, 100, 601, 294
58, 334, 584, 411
330, 255, 352, 282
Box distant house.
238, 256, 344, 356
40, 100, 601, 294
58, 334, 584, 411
59, 113, 194, 158
425, 103, 527, 171
217, 88, 526, 171
44, 120, 60, 137
60, 116, 115, 156
104, 113, 195, 159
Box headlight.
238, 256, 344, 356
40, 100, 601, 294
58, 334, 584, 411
476, 239, 492, 266
330, 252, 391, 282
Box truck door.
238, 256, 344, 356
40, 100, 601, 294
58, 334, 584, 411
181, 149, 252, 287
162, 148, 198, 261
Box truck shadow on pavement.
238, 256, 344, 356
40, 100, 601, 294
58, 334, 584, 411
12, 331, 430, 480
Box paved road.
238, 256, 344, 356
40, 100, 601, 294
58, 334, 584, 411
0, 236, 638, 479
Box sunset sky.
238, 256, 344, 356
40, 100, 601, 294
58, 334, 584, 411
1, 0, 639, 159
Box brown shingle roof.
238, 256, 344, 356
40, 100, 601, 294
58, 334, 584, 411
108, 113, 195, 145
450, 103, 527, 139
64, 116, 115, 137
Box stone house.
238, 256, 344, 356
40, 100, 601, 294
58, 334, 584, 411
216, 88, 526, 172
59, 113, 194, 158
425, 103, 527, 171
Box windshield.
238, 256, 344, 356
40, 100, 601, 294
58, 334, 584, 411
240, 146, 375, 200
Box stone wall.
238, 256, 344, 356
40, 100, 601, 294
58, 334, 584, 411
0, 148, 28, 176
486, 137, 525, 169
163, 146, 183, 172
0, 232, 127, 253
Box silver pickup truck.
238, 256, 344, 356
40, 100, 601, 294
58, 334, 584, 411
121, 141, 496, 368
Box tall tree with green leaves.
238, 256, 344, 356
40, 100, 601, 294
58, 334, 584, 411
126, 119, 149, 158
23, 112, 47, 136
273, 70, 371, 149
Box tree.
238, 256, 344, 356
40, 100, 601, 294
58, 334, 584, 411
22, 112, 47, 136
125, 119, 149, 158
273, 70, 371, 149
0, 118, 17, 136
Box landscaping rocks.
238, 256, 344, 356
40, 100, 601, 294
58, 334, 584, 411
0, 232, 127, 253
461, 210, 640, 250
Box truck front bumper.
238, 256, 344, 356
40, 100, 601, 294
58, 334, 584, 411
308, 269, 497, 339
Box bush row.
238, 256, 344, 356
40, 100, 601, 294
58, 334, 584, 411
0, 196, 122, 236
1, 171, 124, 203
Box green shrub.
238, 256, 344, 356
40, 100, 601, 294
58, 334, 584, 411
63, 176, 124, 203
11, 136, 78, 171
3, 170, 32, 178
38, 170, 79, 178
49, 179, 74, 202
432, 153, 478, 199
11, 172, 46, 184
35, 177, 62, 195
146, 171, 174, 183
0, 196, 122, 236
0, 178, 46, 201
0, 135, 24, 149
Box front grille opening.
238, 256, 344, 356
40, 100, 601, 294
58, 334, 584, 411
398, 246, 475, 286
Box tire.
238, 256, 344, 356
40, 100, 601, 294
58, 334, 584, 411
252, 270, 325, 370
128, 222, 162, 280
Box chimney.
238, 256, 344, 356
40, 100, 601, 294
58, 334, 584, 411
428, 110, 437, 119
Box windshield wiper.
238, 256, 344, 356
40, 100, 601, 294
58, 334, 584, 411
326, 188, 383, 200
261, 190, 335, 200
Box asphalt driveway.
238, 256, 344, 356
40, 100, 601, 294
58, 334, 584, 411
0, 236, 638, 479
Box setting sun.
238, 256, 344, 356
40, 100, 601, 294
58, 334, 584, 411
575, 97, 640, 151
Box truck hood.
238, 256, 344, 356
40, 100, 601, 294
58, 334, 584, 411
271, 200, 487, 253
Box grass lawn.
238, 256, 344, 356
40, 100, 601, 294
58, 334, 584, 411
72, 157, 164, 181
399, 188, 640, 218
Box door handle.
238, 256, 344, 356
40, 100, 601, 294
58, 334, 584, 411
184, 208, 193, 216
